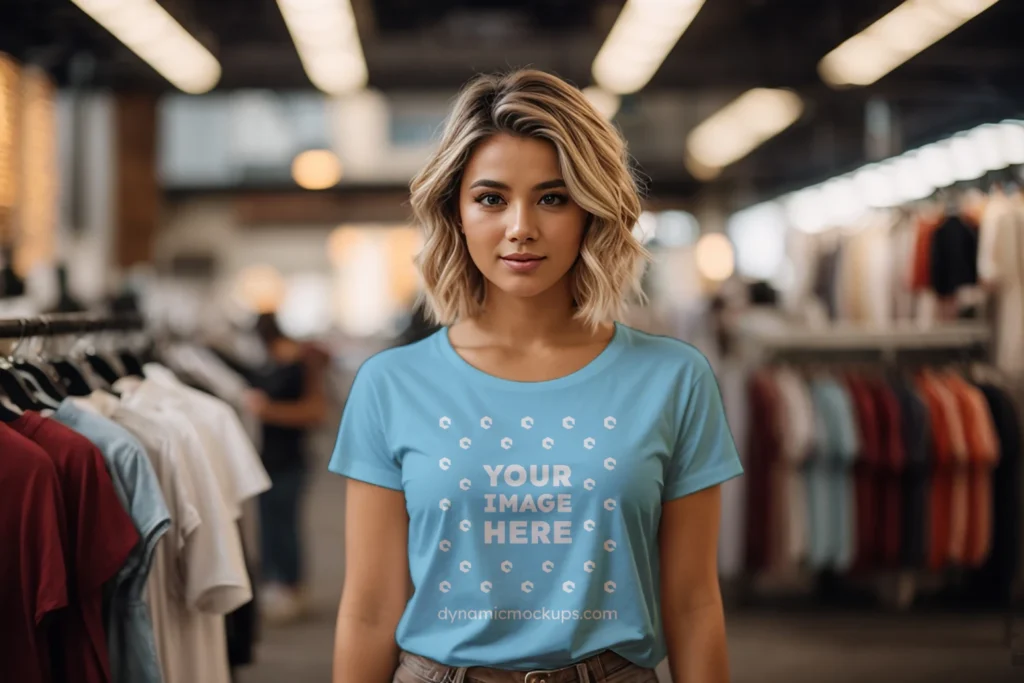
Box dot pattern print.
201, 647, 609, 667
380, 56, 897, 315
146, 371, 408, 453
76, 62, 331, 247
434, 413, 620, 596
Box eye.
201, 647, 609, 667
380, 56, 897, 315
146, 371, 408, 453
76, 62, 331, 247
475, 193, 505, 207
539, 193, 568, 206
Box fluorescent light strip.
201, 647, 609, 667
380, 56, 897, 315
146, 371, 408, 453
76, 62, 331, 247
818, 0, 1002, 88
742, 119, 1024, 235
685, 88, 804, 180
592, 0, 706, 95
71, 0, 221, 94
582, 86, 621, 121
277, 0, 367, 95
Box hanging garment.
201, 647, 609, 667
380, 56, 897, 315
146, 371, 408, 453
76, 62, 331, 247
930, 374, 971, 565
744, 370, 781, 572
914, 375, 953, 571
930, 215, 980, 299
890, 211, 919, 321
892, 378, 933, 573
139, 364, 271, 672
868, 378, 906, 569
911, 213, 942, 291
0, 424, 68, 683
771, 367, 816, 569
51, 402, 171, 683
717, 360, 749, 580
890, 378, 931, 570
944, 376, 1000, 567
978, 192, 1024, 382
6, 412, 140, 683
808, 378, 860, 571
844, 374, 881, 572
141, 364, 271, 507
972, 384, 1022, 600
79, 391, 251, 683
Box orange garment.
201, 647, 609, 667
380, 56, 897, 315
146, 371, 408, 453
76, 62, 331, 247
929, 374, 970, 565
914, 374, 951, 571
945, 374, 1000, 567
910, 215, 942, 292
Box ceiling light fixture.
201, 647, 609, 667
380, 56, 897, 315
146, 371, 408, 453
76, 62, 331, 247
748, 119, 1024, 235
70, 0, 221, 94
694, 233, 735, 282
592, 0, 707, 95
582, 86, 621, 121
818, 0, 1002, 88
276, 0, 368, 95
685, 88, 804, 180
292, 149, 343, 190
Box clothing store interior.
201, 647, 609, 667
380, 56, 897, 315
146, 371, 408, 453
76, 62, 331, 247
2, 1, 1024, 682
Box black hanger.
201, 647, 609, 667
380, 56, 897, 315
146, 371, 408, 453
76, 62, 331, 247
13, 356, 66, 403
0, 322, 45, 411
85, 352, 121, 385
118, 349, 145, 378
51, 359, 95, 397
0, 360, 43, 411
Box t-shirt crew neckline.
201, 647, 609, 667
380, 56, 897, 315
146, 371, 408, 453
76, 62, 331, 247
436, 321, 627, 392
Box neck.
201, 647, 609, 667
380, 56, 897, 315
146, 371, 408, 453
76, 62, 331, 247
473, 279, 583, 345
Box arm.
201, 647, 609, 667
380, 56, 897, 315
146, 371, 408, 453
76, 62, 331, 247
660, 485, 730, 683
333, 479, 410, 683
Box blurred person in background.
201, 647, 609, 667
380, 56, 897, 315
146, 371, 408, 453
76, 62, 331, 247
245, 312, 329, 624
329, 70, 742, 683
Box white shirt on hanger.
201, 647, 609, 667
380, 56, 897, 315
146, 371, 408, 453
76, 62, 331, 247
78, 391, 249, 683
141, 363, 271, 506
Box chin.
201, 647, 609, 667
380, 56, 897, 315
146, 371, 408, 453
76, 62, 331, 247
491, 275, 565, 300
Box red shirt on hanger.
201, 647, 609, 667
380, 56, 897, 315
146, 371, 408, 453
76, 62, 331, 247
0, 423, 69, 683
7, 412, 139, 683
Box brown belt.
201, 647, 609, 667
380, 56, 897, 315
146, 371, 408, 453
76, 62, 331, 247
396, 649, 646, 683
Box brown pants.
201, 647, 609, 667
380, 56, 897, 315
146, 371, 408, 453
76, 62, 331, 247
393, 650, 659, 683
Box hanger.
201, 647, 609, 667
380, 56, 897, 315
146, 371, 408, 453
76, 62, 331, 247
43, 318, 96, 397
84, 329, 123, 385
11, 322, 67, 406
0, 322, 45, 411
118, 346, 145, 378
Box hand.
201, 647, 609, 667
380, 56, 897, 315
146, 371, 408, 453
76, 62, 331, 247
244, 389, 270, 418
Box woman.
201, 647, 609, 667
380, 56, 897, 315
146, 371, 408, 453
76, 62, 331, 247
329, 70, 743, 683
245, 313, 329, 623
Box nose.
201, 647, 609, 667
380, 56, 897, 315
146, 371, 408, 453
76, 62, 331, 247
505, 201, 538, 243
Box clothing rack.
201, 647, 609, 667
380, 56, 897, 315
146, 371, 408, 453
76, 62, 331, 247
0, 312, 145, 339
733, 312, 992, 365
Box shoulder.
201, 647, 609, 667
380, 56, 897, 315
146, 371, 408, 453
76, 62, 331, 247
616, 324, 715, 381
352, 330, 445, 384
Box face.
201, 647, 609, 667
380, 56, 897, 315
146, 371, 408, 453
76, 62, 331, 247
458, 133, 588, 302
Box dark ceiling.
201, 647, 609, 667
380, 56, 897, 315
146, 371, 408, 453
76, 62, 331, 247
2, 0, 1023, 202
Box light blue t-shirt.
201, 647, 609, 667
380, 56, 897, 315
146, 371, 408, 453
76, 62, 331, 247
807, 379, 859, 571
328, 323, 743, 670
53, 401, 171, 683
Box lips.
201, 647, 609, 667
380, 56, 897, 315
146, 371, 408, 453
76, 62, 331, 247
500, 253, 546, 273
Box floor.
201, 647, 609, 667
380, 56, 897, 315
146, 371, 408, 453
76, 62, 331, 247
236, 438, 1024, 683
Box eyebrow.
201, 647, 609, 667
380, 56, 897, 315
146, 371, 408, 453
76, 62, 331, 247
468, 179, 567, 191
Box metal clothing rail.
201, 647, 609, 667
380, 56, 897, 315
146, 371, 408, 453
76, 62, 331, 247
732, 312, 992, 363
0, 312, 145, 339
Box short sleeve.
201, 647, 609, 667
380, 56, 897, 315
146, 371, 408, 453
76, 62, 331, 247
27, 457, 69, 622
328, 361, 403, 491
664, 356, 744, 502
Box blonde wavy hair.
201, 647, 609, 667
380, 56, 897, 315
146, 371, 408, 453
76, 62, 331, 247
410, 69, 650, 331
